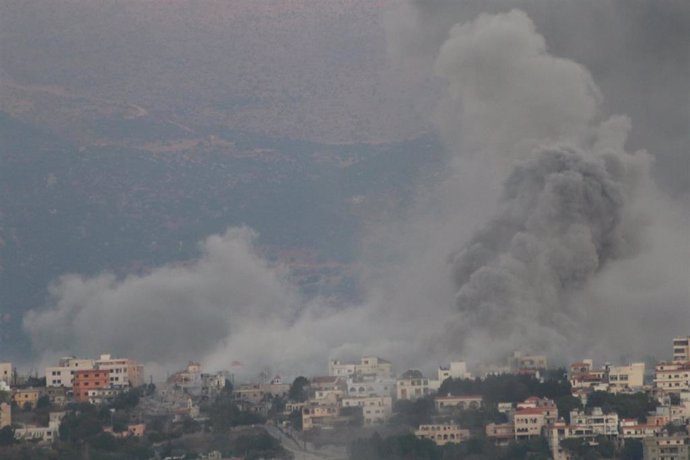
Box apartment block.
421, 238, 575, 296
415, 424, 470, 446
73, 369, 111, 402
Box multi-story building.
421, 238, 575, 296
73, 369, 111, 402
673, 336, 690, 362
12, 388, 42, 410
643, 434, 689, 460
434, 395, 483, 412
514, 407, 548, 440
86, 387, 125, 405
437, 361, 471, 382
512, 352, 548, 371
0, 402, 10, 429
346, 377, 395, 398
341, 396, 392, 425
329, 356, 392, 380
0, 363, 12, 385
607, 363, 645, 392
301, 402, 342, 431
397, 370, 434, 400
485, 423, 514, 445
45, 357, 95, 388
517, 397, 558, 425
95, 354, 144, 387
655, 362, 690, 393
415, 424, 470, 446
569, 407, 619, 437
619, 418, 661, 439
310, 376, 346, 402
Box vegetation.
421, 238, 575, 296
207, 399, 265, 431
288, 376, 310, 402
438, 373, 571, 404
585, 392, 657, 422
391, 397, 435, 427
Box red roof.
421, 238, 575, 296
516, 408, 546, 415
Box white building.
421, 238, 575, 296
437, 361, 471, 382
397, 370, 434, 401
341, 396, 392, 425
0, 362, 12, 385
96, 354, 144, 387
655, 362, 690, 393
329, 356, 393, 380
46, 357, 95, 388
673, 336, 690, 362
346, 377, 395, 398
569, 407, 619, 437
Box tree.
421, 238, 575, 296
621, 439, 643, 460
0, 425, 15, 446
288, 376, 310, 402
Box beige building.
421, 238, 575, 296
346, 377, 395, 398
513, 352, 548, 370
415, 424, 470, 446
569, 407, 619, 437
0, 402, 11, 429
12, 388, 42, 410
643, 434, 689, 460
434, 395, 483, 411
655, 362, 690, 393
673, 336, 690, 362
301, 402, 342, 431
514, 408, 548, 440
486, 423, 514, 445
46, 357, 95, 388
341, 396, 392, 425
397, 370, 434, 400
619, 419, 661, 439
607, 363, 645, 391
329, 356, 392, 379
95, 354, 144, 387
0, 363, 12, 385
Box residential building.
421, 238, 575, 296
14, 425, 58, 443
517, 397, 558, 425
45, 357, 95, 388
95, 354, 144, 387
45, 387, 67, 407
341, 396, 392, 425
12, 388, 42, 410
673, 336, 690, 362
86, 387, 125, 405
643, 434, 689, 460
0, 362, 12, 385
168, 361, 202, 387
607, 363, 645, 391
301, 402, 343, 431
434, 395, 483, 412
655, 362, 690, 393
73, 369, 111, 402
415, 424, 470, 446
397, 369, 433, 400
0, 402, 10, 429
329, 356, 392, 380
512, 352, 547, 371
310, 376, 346, 400
485, 423, 514, 445
514, 407, 548, 440
346, 377, 395, 398
569, 407, 619, 437
619, 419, 661, 439
104, 423, 146, 438
437, 361, 471, 382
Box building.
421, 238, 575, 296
514, 407, 548, 440
569, 407, 619, 437
434, 395, 483, 411
486, 423, 514, 445
329, 356, 393, 380
168, 361, 202, 387
415, 424, 470, 446
341, 396, 392, 425
86, 387, 125, 405
673, 336, 690, 362
607, 363, 645, 391
73, 369, 111, 402
301, 402, 343, 431
643, 434, 689, 460
13, 411, 64, 444
619, 419, 661, 439
12, 388, 42, 410
95, 354, 144, 387
397, 370, 434, 400
517, 397, 558, 425
0, 402, 10, 429
104, 423, 146, 438
346, 377, 395, 398
437, 361, 471, 382
512, 352, 548, 371
46, 357, 95, 388
0, 363, 12, 385
310, 376, 346, 401
655, 362, 690, 393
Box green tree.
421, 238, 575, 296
288, 376, 310, 402
0, 425, 15, 446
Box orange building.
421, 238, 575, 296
73, 369, 111, 402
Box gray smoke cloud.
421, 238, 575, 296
21, 4, 688, 376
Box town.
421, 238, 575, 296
0, 336, 689, 459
